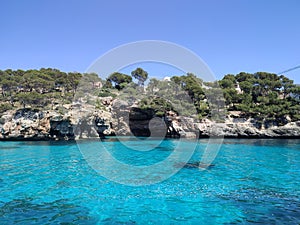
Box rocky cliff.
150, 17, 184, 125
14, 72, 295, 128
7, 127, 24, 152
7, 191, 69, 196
0, 101, 300, 141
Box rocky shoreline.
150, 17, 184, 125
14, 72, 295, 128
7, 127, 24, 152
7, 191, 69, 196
0, 102, 299, 141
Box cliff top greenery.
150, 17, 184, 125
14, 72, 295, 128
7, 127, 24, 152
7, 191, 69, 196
0, 68, 299, 125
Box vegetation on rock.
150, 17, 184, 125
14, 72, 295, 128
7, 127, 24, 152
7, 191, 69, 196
0, 67, 299, 127
218, 72, 300, 123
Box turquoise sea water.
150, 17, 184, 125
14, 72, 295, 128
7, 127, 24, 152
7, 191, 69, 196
0, 138, 300, 224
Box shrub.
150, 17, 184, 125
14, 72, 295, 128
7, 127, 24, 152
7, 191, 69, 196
0, 103, 13, 114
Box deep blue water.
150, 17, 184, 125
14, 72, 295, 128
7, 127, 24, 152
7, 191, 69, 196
0, 138, 300, 224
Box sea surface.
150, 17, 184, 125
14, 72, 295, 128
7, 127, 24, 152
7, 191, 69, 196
0, 138, 299, 224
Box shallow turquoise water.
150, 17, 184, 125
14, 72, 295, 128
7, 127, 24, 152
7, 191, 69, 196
0, 138, 300, 224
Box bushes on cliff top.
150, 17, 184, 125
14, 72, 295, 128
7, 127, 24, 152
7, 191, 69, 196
0, 103, 13, 115
0, 68, 299, 123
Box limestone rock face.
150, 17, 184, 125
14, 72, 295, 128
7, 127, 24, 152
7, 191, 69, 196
195, 118, 300, 138
0, 106, 299, 140
111, 99, 131, 136
0, 107, 114, 140
0, 109, 50, 140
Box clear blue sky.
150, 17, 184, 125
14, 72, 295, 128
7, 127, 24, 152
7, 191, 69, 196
1, 0, 300, 83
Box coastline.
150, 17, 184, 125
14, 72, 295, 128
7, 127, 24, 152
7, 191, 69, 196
1, 135, 300, 142
1, 136, 300, 142
1, 108, 299, 141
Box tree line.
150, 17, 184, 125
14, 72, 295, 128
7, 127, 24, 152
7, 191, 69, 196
0, 68, 99, 111
218, 72, 300, 123
0, 68, 299, 125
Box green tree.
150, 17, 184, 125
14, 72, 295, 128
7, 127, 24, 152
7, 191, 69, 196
139, 96, 173, 116
223, 88, 239, 107
236, 72, 254, 82
280, 75, 294, 98
107, 72, 132, 90
239, 81, 253, 93
0, 71, 16, 96
16, 92, 46, 108
67, 72, 82, 94
131, 68, 148, 86
219, 74, 236, 89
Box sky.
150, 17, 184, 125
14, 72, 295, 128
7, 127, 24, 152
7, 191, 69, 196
1, 0, 300, 83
